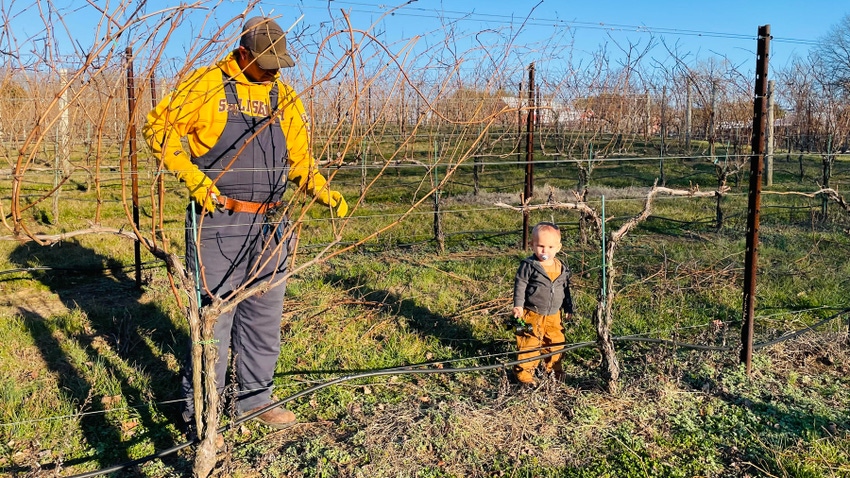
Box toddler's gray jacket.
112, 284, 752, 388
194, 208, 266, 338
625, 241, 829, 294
513, 255, 574, 316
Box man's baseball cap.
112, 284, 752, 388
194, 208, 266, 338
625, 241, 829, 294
240, 16, 295, 69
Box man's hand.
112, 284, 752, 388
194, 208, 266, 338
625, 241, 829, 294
315, 189, 348, 217
179, 168, 221, 214
512, 306, 524, 319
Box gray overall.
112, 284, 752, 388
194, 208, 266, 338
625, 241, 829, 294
183, 74, 293, 417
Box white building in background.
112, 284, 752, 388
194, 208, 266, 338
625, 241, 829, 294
499, 96, 592, 126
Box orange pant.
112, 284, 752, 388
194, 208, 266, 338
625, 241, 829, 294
513, 310, 565, 384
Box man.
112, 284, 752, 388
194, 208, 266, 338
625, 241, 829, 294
143, 16, 347, 429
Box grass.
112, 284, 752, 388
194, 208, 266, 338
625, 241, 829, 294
0, 143, 849, 476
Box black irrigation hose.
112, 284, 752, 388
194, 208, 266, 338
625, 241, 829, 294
65, 341, 592, 478
62, 307, 850, 477
13, 308, 835, 425
753, 308, 850, 350
613, 308, 850, 352
615, 335, 734, 352
4, 342, 526, 429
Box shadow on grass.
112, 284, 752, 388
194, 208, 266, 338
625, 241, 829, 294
324, 271, 499, 359
4, 240, 190, 476
683, 368, 850, 476
274, 263, 513, 377
282, 266, 604, 390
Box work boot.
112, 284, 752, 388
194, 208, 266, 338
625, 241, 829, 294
243, 404, 296, 429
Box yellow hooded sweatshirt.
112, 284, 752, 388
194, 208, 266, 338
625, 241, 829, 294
143, 51, 339, 209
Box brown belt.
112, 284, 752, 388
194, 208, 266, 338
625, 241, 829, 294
216, 195, 283, 214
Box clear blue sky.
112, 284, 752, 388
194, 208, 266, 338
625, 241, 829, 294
240, 0, 845, 69
5, 1, 847, 74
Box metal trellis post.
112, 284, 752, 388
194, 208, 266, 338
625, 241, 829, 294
522, 63, 535, 250
126, 47, 142, 288
741, 25, 771, 374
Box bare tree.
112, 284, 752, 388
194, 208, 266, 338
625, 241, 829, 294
811, 14, 850, 97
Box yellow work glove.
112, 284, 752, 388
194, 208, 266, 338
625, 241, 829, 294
315, 189, 348, 217
290, 165, 348, 217
177, 168, 220, 214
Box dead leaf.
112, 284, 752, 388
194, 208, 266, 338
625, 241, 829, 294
121, 420, 138, 432
101, 395, 121, 409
